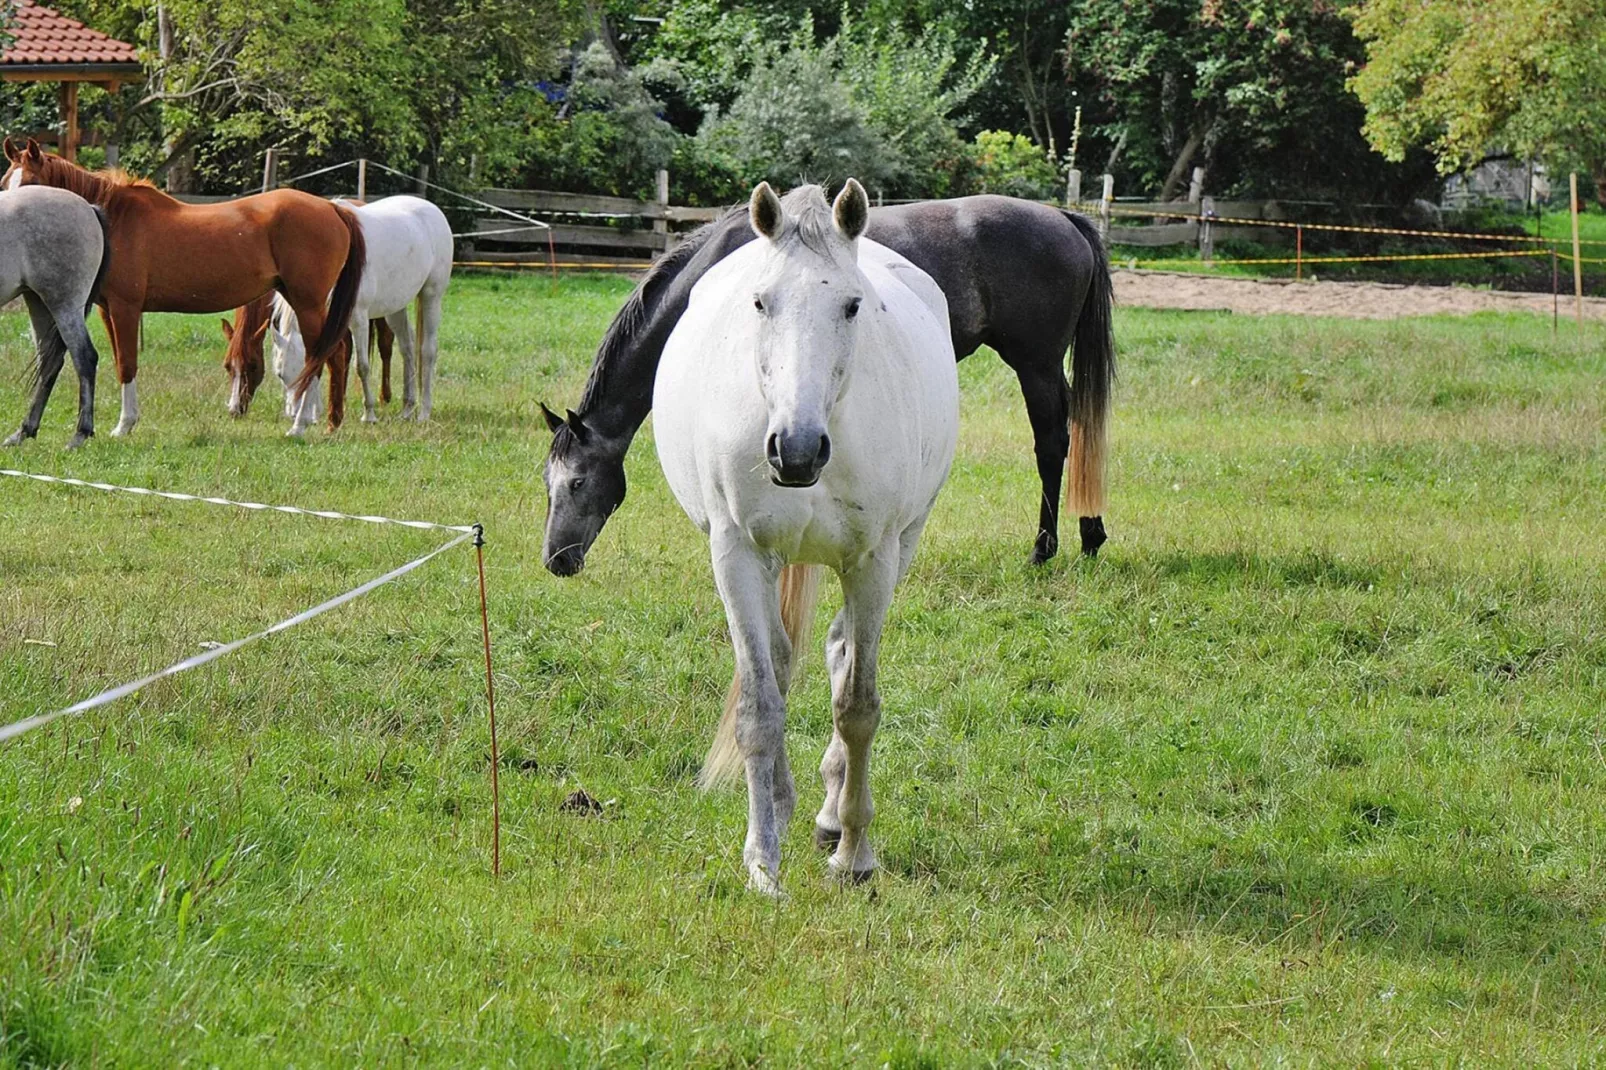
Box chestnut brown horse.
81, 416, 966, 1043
1, 137, 365, 435
221, 293, 395, 423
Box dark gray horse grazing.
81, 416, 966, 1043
540, 195, 1114, 575
0, 183, 110, 449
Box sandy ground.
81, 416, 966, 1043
1114, 268, 1606, 321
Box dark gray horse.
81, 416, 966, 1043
0, 184, 110, 449
540, 194, 1114, 575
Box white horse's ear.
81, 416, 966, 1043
833, 179, 869, 241
750, 181, 783, 240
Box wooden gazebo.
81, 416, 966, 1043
1, 0, 141, 162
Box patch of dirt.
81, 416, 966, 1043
1114, 268, 1606, 321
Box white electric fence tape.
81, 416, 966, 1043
0, 468, 479, 743
0, 469, 474, 533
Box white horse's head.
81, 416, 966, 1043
747, 179, 870, 488
267, 296, 309, 420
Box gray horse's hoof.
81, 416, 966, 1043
813, 823, 842, 851
65, 431, 91, 450
2, 430, 27, 447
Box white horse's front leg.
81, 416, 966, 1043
350, 316, 377, 423
286, 379, 321, 438
814, 609, 850, 850
710, 529, 790, 895
827, 540, 901, 882
388, 308, 418, 419
416, 288, 444, 422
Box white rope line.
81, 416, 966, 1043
0, 469, 475, 533
363, 160, 551, 231
276, 159, 358, 187
0, 530, 474, 744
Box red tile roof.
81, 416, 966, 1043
1, 0, 140, 67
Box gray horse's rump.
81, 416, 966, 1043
0, 185, 108, 449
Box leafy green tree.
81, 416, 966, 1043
1349, 0, 1606, 205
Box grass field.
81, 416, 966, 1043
2, 272, 1605, 1065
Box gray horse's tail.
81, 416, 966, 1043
1061, 210, 1115, 525
87, 205, 112, 314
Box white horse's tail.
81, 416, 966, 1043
699, 563, 824, 790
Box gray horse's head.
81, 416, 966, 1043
540, 403, 627, 576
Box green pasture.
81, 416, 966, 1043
2, 273, 1605, 1065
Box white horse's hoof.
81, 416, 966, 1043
285, 425, 309, 439
2, 430, 25, 447
361, 411, 378, 424
109, 422, 134, 438
746, 864, 786, 898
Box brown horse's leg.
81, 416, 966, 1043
327, 334, 349, 431
376, 318, 394, 405
281, 290, 330, 436
105, 298, 143, 438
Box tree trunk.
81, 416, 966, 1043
1159, 119, 1210, 202
1593, 160, 1606, 210
155, 4, 196, 193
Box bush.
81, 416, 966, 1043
968, 130, 1061, 200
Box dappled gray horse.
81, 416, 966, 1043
0, 184, 110, 449
541, 195, 1114, 575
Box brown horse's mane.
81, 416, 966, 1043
35, 153, 158, 208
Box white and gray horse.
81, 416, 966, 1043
275, 194, 453, 435
0, 185, 109, 449
654, 180, 959, 893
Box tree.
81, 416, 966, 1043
1067, 0, 1410, 201
1349, 0, 1606, 205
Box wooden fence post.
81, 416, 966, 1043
261, 148, 278, 192
1066, 168, 1082, 208
654, 168, 669, 245
356, 158, 367, 201
1199, 195, 1215, 264
1570, 172, 1584, 327
1099, 174, 1114, 242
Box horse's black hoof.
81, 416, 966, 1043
1030, 537, 1058, 565
847, 868, 875, 885
1079, 516, 1108, 557
813, 823, 841, 851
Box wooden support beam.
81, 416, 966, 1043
58, 82, 79, 163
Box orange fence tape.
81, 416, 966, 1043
1073, 201, 1606, 248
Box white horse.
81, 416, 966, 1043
653, 180, 959, 894
282, 194, 452, 435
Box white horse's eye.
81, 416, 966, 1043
845, 298, 862, 320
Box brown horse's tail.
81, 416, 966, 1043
1061, 210, 1115, 529
699, 564, 823, 791
87, 205, 112, 314
292, 202, 366, 396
